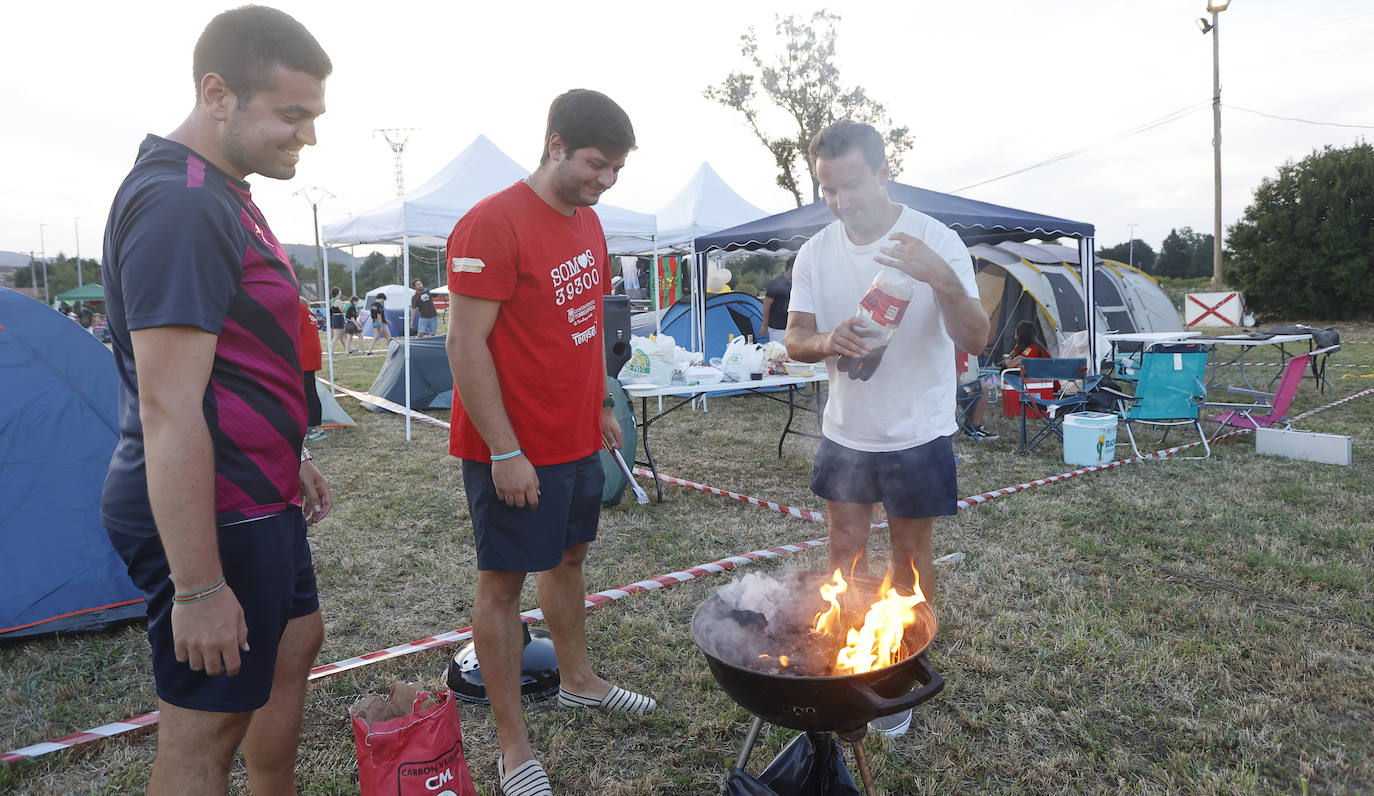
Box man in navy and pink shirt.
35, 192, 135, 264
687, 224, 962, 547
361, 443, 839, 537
100, 6, 332, 793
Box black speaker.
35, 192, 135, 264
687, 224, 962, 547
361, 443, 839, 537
603, 294, 632, 374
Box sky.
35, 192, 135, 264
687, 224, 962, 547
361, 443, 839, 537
2, 0, 1372, 263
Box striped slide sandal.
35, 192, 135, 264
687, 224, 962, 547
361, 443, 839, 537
498, 754, 552, 796
556, 685, 657, 715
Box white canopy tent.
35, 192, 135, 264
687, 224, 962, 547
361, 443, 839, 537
611, 162, 769, 350
321, 134, 656, 439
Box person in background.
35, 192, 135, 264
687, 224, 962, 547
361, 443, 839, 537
98, 7, 332, 793
328, 285, 347, 355
366, 292, 391, 355
78, 301, 95, 329
784, 120, 986, 739
1000, 320, 1050, 370
300, 297, 325, 440
343, 294, 363, 353
957, 349, 998, 441
759, 255, 794, 344
444, 88, 656, 796
411, 278, 438, 337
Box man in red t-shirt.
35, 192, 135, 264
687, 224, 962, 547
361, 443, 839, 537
444, 89, 656, 795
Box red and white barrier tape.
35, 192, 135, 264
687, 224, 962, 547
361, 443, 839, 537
9, 388, 1368, 768
324, 380, 451, 429
2, 539, 827, 766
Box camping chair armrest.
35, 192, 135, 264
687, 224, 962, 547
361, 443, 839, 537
1097, 385, 1134, 402
1203, 400, 1274, 412
1211, 385, 1273, 400
1000, 368, 1024, 392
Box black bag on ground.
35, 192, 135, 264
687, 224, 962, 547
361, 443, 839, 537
1084, 373, 1128, 413
723, 732, 861, 796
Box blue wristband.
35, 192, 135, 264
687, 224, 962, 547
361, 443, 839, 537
490, 448, 523, 462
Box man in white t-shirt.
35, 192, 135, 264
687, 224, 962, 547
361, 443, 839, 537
785, 121, 987, 733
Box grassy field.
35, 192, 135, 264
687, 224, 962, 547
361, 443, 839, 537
3, 323, 1372, 795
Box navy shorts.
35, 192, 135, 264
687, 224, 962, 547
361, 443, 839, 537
107, 509, 319, 713
811, 435, 958, 519
462, 452, 603, 573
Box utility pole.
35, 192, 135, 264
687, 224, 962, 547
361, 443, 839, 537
375, 128, 417, 196
74, 217, 83, 287
1199, 2, 1231, 291
39, 224, 49, 304
294, 186, 336, 389
1127, 223, 1139, 270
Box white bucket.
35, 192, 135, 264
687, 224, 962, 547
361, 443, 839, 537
1063, 411, 1118, 466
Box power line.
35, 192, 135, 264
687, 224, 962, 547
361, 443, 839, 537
1257, 10, 1374, 40
948, 101, 1209, 194
1228, 105, 1374, 130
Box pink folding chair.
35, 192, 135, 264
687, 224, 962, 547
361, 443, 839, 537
1203, 346, 1330, 439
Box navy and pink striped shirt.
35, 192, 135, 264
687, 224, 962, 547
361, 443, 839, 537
101, 135, 306, 535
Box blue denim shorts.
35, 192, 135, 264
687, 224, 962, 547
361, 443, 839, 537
810, 435, 958, 519
462, 452, 603, 572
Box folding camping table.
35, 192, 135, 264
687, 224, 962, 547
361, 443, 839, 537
1186, 333, 1321, 392
623, 371, 829, 502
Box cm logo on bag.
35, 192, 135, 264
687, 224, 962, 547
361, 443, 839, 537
397, 743, 465, 795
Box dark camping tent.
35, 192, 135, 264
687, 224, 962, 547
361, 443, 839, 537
695, 182, 1094, 251
366, 336, 455, 411
0, 287, 143, 639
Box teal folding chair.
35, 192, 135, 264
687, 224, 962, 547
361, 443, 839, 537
1113, 343, 1211, 459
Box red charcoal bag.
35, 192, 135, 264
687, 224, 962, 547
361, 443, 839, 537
352, 688, 477, 796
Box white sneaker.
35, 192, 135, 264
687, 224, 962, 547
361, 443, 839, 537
868, 708, 912, 738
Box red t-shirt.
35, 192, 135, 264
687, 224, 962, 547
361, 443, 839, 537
1013, 343, 1049, 360
445, 181, 610, 465
298, 299, 322, 371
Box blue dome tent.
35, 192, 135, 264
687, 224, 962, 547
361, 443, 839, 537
0, 287, 143, 639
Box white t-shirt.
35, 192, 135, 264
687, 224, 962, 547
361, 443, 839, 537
790, 205, 978, 452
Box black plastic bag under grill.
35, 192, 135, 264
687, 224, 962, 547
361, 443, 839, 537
723, 732, 861, 796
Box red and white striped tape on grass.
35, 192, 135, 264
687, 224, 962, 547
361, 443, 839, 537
326, 381, 452, 429
1, 540, 827, 766
8, 388, 1367, 767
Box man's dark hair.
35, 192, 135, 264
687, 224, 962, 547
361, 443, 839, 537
809, 119, 886, 173
193, 5, 332, 107
540, 89, 636, 164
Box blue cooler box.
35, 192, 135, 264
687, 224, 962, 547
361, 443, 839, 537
1063, 412, 1117, 466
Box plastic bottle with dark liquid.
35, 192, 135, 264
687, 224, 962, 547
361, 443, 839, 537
836, 268, 914, 380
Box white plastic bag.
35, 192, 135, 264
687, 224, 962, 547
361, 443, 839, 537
618, 334, 676, 386
720, 336, 766, 382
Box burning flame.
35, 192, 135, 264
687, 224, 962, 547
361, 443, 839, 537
812, 567, 925, 674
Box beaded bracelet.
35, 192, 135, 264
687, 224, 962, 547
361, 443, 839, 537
173, 577, 227, 604
490, 448, 523, 462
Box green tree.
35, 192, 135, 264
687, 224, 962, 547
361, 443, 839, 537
1097, 239, 1157, 273
1228, 141, 1374, 319
705, 10, 913, 207
12, 253, 101, 299
1155, 227, 1213, 279
357, 251, 399, 291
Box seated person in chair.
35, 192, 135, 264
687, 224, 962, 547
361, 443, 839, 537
957, 350, 997, 441
1000, 320, 1050, 370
